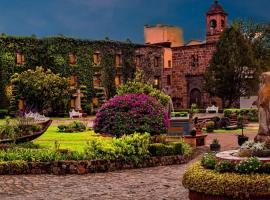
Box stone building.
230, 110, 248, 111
155, 0, 227, 109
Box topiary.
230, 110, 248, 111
235, 157, 262, 174
215, 160, 235, 173
94, 94, 168, 137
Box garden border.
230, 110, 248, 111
0, 154, 193, 175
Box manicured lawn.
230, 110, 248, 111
33, 125, 102, 152
204, 127, 257, 134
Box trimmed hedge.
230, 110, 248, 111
183, 162, 270, 198
224, 108, 258, 122
148, 142, 184, 156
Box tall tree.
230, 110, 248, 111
204, 26, 260, 108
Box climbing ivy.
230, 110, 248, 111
0, 35, 138, 113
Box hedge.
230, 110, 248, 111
183, 162, 270, 198
224, 108, 258, 122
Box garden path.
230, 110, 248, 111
0, 131, 258, 200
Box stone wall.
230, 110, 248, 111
0, 154, 191, 175
162, 42, 223, 108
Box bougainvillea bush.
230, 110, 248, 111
94, 94, 169, 137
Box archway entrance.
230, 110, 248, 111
190, 88, 202, 107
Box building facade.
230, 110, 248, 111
157, 0, 227, 109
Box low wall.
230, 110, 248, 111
0, 154, 192, 175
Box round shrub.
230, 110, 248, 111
183, 162, 270, 198
201, 153, 216, 169
215, 160, 235, 173
235, 157, 262, 174
94, 94, 168, 137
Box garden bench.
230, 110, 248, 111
206, 105, 219, 113
69, 109, 82, 119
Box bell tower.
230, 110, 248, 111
206, 0, 228, 43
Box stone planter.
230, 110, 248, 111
189, 190, 270, 200
210, 143, 220, 151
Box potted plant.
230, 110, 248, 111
237, 115, 249, 146
190, 128, 196, 137
210, 138, 221, 151
206, 121, 215, 133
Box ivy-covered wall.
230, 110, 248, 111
0, 35, 164, 113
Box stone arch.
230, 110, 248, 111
189, 88, 202, 107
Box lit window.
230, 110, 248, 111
93, 52, 101, 65
16, 52, 24, 65
115, 54, 122, 67
153, 77, 159, 88
115, 75, 121, 87
69, 75, 77, 87
69, 52, 76, 65
93, 75, 101, 88
168, 60, 172, 68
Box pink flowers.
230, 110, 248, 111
94, 94, 168, 137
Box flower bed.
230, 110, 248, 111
183, 162, 270, 200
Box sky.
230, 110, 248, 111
0, 0, 269, 44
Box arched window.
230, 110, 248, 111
210, 19, 217, 29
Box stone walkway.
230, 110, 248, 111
0, 129, 259, 200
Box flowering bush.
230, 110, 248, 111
94, 94, 168, 137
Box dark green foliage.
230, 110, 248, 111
215, 160, 235, 173
148, 142, 184, 157
201, 153, 216, 169
235, 157, 262, 174
260, 162, 270, 174
0, 35, 138, 113
224, 108, 258, 122
204, 26, 260, 108
57, 121, 86, 133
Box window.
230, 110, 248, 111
167, 75, 171, 86
69, 75, 77, 87
93, 75, 101, 88
168, 60, 172, 68
136, 55, 142, 66
191, 54, 199, 67
153, 76, 160, 88
115, 75, 121, 87
154, 56, 159, 67
93, 52, 101, 65
69, 52, 76, 65
115, 54, 122, 67
16, 52, 24, 65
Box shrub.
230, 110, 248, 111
57, 121, 86, 133
215, 160, 235, 173
224, 109, 258, 122
171, 112, 188, 118
94, 94, 168, 137
206, 121, 215, 133
183, 162, 270, 198
235, 157, 262, 174
84, 133, 150, 163
148, 142, 184, 156
201, 153, 216, 169
0, 109, 8, 119
117, 73, 170, 106
260, 162, 270, 174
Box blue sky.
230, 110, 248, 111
0, 0, 269, 43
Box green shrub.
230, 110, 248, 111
171, 112, 188, 118
183, 162, 270, 198
235, 157, 262, 174
224, 108, 258, 122
85, 133, 150, 163
201, 153, 216, 169
117, 73, 170, 106
31, 124, 42, 132
215, 160, 235, 173
260, 162, 270, 174
57, 121, 86, 133
0, 109, 8, 119
206, 121, 215, 133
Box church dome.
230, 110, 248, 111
207, 1, 227, 15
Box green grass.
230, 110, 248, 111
33, 125, 103, 152
204, 128, 257, 134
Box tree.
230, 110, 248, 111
204, 26, 260, 108
10, 66, 70, 114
